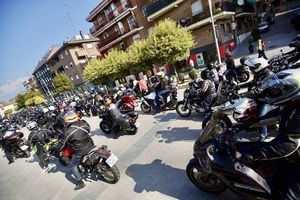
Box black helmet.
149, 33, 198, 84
206, 63, 213, 70
201, 69, 211, 80
240, 57, 248, 65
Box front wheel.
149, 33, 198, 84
127, 124, 138, 135
176, 101, 191, 117
140, 102, 151, 113
100, 121, 112, 134
186, 159, 226, 193
237, 71, 250, 83
97, 163, 120, 184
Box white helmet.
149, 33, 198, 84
69, 101, 77, 108
27, 121, 37, 131
49, 106, 55, 111
42, 108, 49, 114
245, 58, 269, 73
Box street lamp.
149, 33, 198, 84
208, 0, 222, 64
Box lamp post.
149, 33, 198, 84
208, 0, 222, 64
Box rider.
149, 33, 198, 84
54, 110, 94, 190
234, 70, 300, 199
240, 58, 274, 140
197, 69, 217, 112
224, 50, 237, 83
153, 72, 171, 114
103, 96, 124, 134
206, 63, 219, 86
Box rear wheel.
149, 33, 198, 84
140, 102, 151, 113
237, 71, 250, 83
127, 124, 138, 135
100, 121, 112, 134
97, 163, 120, 184
176, 101, 191, 117
186, 160, 226, 193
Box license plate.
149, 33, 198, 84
20, 145, 28, 151
105, 153, 118, 167
135, 122, 141, 128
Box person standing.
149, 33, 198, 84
258, 39, 268, 60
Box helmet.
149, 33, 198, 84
156, 71, 165, 78
49, 106, 55, 111
206, 63, 213, 70
240, 57, 248, 65
63, 110, 79, 125
27, 121, 37, 131
42, 108, 49, 114
103, 96, 112, 106
225, 50, 232, 57
201, 69, 211, 80
245, 58, 269, 73
262, 69, 300, 105
69, 101, 77, 109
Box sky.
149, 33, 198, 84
0, 0, 102, 102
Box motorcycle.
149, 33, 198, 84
116, 94, 137, 114
186, 106, 290, 199
99, 109, 139, 135
0, 128, 30, 158
140, 84, 178, 113
235, 65, 252, 83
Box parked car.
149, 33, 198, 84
258, 22, 270, 33
291, 10, 300, 30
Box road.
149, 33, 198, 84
0, 89, 237, 200
232, 9, 299, 63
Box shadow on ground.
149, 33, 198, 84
153, 111, 205, 123
126, 159, 236, 200
155, 127, 201, 143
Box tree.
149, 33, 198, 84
15, 93, 26, 110
145, 19, 195, 66
4, 109, 13, 116
53, 74, 74, 94
24, 91, 45, 107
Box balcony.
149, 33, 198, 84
235, 4, 255, 17
90, 2, 136, 37
75, 49, 87, 58
97, 22, 143, 52
179, 1, 236, 31
145, 0, 185, 21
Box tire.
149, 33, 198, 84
186, 159, 226, 193
140, 102, 151, 113
127, 124, 138, 135
237, 71, 250, 83
100, 121, 112, 134
202, 115, 232, 130
97, 163, 120, 184
176, 101, 191, 117
24, 150, 31, 158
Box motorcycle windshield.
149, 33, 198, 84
193, 110, 224, 154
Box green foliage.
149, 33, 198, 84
4, 109, 13, 116
15, 93, 26, 110
178, 73, 185, 82
24, 91, 45, 107
83, 19, 195, 85
189, 69, 199, 80
53, 74, 74, 94
251, 28, 261, 41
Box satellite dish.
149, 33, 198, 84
237, 0, 244, 6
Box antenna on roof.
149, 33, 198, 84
64, 2, 77, 35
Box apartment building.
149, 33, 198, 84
33, 35, 100, 96
23, 77, 39, 91
87, 0, 257, 66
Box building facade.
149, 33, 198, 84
87, 0, 257, 66
33, 35, 100, 96
23, 76, 39, 91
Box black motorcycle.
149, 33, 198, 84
99, 110, 139, 135
186, 107, 294, 199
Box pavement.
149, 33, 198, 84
0, 9, 299, 200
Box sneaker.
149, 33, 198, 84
8, 160, 14, 165
74, 180, 86, 190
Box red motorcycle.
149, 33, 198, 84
117, 95, 137, 114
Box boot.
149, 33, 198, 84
74, 180, 86, 190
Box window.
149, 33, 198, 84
141, 5, 148, 17
220, 24, 225, 33
60, 53, 64, 59
119, 42, 126, 50
103, 32, 109, 39
127, 16, 136, 30
227, 23, 231, 32
132, 34, 141, 42
65, 65, 68, 70
79, 59, 86, 64
86, 44, 93, 49
70, 62, 73, 67
70, 76, 74, 81
191, 0, 203, 16
75, 74, 79, 80
65, 50, 68, 56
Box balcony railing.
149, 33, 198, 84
90, 1, 132, 35
99, 21, 138, 47
235, 4, 255, 15
145, 0, 179, 17
178, 1, 235, 28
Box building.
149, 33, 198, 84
23, 76, 39, 91
33, 34, 100, 96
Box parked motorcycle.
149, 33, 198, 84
99, 110, 139, 135
140, 84, 178, 113
116, 94, 137, 114
186, 107, 289, 199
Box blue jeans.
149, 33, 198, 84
70, 155, 82, 182
153, 90, 169, 112
259, 103, 272, 137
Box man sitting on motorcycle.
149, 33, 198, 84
240, 58, 274, 140
196, 69, 217, 112
153, 71, 171, 114
103, 96, 124, 134
234, 70, 300, 199
54, 110, 94, 190
206, 63, 219, 86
